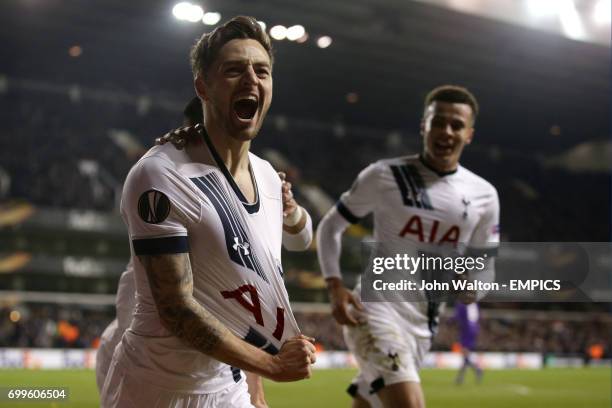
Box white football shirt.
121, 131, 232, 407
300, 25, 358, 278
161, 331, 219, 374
118, 133, 300, 393
337, 154, 499, 338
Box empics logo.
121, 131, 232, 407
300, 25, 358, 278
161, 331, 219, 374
137, 190, 171, 224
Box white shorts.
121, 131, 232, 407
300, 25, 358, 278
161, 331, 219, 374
96, 319, 121, 395
100, 357, 253, 408
343, 309, 430, 406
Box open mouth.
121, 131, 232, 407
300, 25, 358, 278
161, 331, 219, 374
434, 141, 454, 152
233, 97, 258, 120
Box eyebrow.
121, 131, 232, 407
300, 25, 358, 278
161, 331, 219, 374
220, 59, 271, 68
433, 113, 465, 120
432, 115, 468, 125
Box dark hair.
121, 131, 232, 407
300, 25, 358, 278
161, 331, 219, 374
424, 85, 479, 123
190, 15, 273, 78
183, 97, 203, 125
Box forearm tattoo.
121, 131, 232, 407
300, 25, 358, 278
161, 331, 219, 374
140, 254, 229, 353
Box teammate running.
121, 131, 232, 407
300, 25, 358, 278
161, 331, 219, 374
317, 85, 500, 408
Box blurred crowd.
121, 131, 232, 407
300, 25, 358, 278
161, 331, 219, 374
1, 90, 609, 241
0, 305, 109, 349
1, 304, 609, 359
0, 91, 137, 210
434, 313, 611, 357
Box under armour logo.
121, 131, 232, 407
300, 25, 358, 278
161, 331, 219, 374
232, 237, 250, 255
461, 198, 471, 220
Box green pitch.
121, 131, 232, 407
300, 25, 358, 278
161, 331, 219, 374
0, 368, 609, 407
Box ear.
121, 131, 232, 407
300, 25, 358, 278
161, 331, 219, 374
194, 74, 209, 102
465, 127, 474, 145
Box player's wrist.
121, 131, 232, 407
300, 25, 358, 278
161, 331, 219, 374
284, 207, 308, 235
325, 277, 343, 291
257, 354, 282, 380
283, 206, 303, 227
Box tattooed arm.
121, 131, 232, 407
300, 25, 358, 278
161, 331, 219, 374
139, 252, 315, 381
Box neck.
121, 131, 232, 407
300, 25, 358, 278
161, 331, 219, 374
421, 152, 458, 174
205, 120, 251, 176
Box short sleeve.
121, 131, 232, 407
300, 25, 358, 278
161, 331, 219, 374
120, 157, 201, 256
336, 163, 380, 224
468, 186, 500, 253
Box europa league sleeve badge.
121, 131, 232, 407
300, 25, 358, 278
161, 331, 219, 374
138, 189, 171, 224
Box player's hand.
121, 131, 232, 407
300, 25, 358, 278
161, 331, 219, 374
278, 172, 299, 218
155, 123, 203, 149
326, 277, 365, 326
269, 334, 316, 382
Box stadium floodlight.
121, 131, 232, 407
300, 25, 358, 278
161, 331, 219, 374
296, 32, 309, 43
172, 2, 204, 23
559, 0, 586, 40
286, 25, 306, 41
173, 2, 192, 20
202, 12, 221, 25
316, 35, 332, 48
68, 45, 82, 57
346, 92, 359, 104
257, 21, 267, 31
593, 0, 611, 25
185, 4, 204, 22
526, 0, 562, 18
269, 25, 287, 40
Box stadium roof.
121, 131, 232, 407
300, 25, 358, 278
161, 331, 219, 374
1, 0, 609, 152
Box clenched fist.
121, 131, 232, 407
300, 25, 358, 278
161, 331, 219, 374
268, 334, 317, 382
